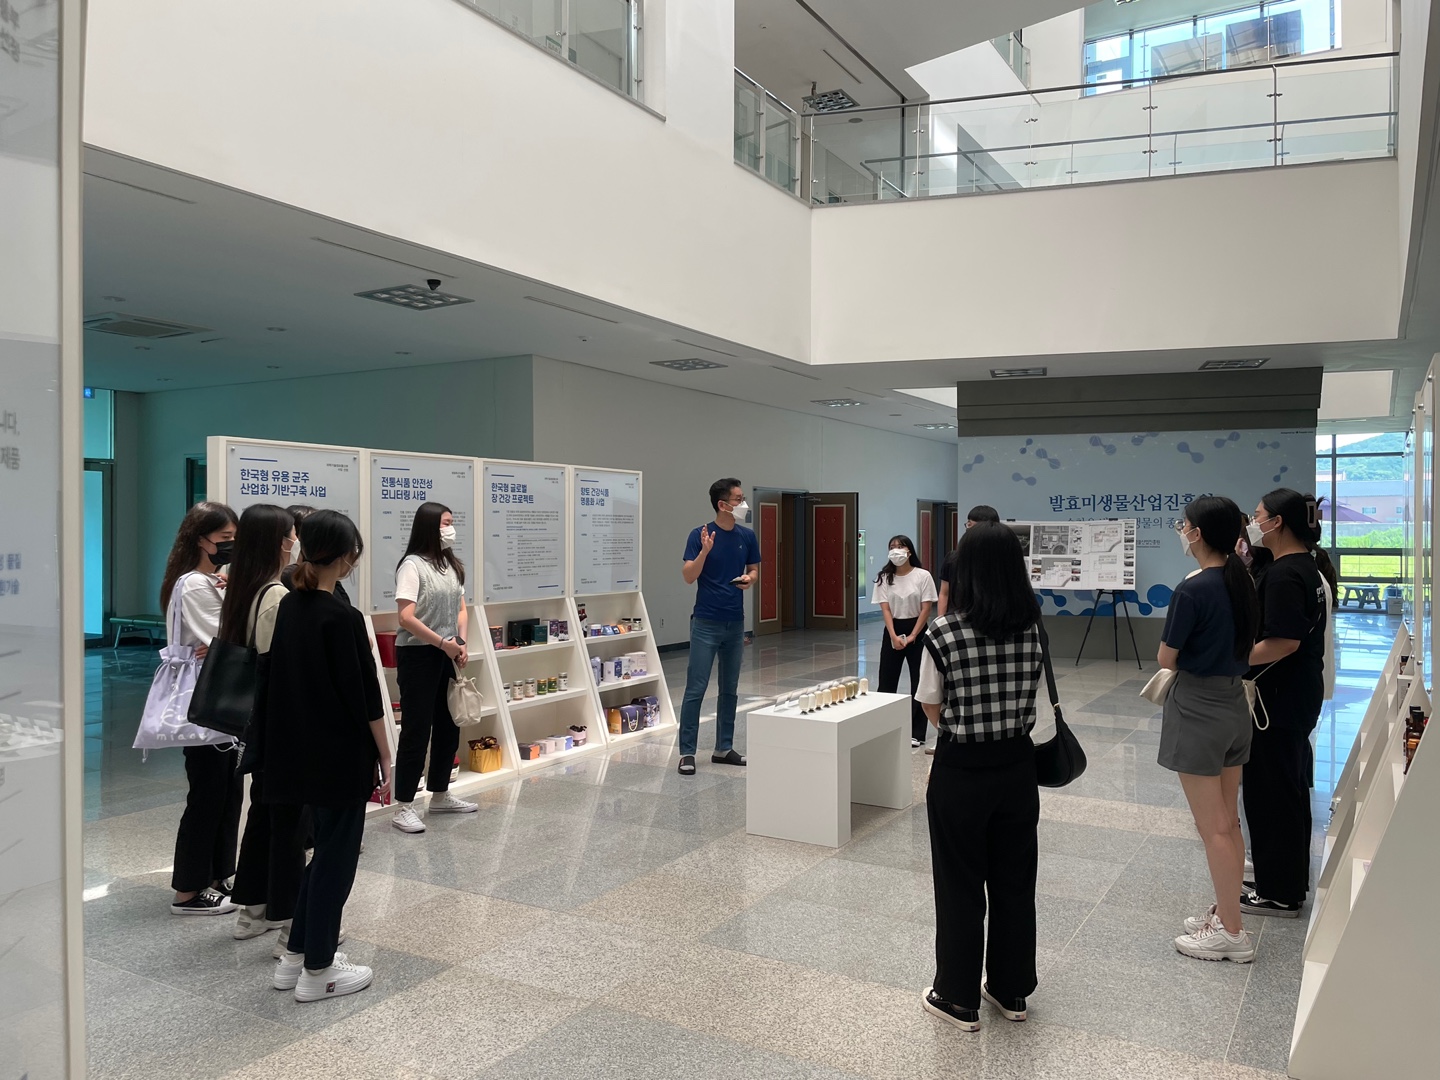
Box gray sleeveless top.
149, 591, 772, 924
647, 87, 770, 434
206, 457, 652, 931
395, 555, 464, 647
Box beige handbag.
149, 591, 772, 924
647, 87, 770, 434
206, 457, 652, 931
447, 663, 486, 727
1139, 668, 1176, 706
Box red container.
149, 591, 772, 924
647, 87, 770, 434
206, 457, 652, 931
376, 631, 398, 668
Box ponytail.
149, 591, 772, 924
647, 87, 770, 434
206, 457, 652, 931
1223, 551, 1261, 660
289, 557, 323, 592
1309, 544, 1339, 596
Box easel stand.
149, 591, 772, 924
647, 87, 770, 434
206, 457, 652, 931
1075, 590, 1142, 669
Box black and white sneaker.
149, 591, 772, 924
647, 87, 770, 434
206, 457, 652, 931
1239, 891, 1301, 918
911, 738, 923, 749
921, 987, 980, 1032
171, 889, 238, 916
982, 983, 1027, 1021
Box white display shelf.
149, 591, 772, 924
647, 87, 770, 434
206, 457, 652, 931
495, 639, 576, 658
518, 742, 598, 771
584, 630, 650, 647
508, 687, 591, 711
596, 673, 664, 693
604, 724, 670, 746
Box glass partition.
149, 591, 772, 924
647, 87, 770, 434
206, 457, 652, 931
734, 71, 802, 197
461, 0, 641, 100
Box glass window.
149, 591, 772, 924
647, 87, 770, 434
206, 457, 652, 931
1315, 429, 1410, 591
83, 386, 114, 460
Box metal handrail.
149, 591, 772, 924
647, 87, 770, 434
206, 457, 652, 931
802, 49, 1400, 118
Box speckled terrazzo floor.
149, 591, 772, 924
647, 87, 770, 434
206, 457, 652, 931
81, 612, 1394, 1079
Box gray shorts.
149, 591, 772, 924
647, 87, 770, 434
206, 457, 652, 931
1158, 670, 1251, 776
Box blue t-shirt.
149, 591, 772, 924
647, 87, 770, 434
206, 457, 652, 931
1161, 567, 1249, 677
684, 521, 760, 622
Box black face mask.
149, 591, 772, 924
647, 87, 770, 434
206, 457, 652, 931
209, 540, 236, 567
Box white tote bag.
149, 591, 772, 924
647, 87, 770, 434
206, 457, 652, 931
133, 578, 235, 750
447, 662, 486, 727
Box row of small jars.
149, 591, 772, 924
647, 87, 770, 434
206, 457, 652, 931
782, 677, 868, 713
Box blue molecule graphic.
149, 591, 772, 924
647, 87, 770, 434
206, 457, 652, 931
1146, 584, 1174, 609
1214, 438, 1227, 449
1089, 436, 1103, 446
1272, 464, 1290, 483
961, 453, 985, 474
1176, 442, 1205, 464
1138, 604, 1153, 615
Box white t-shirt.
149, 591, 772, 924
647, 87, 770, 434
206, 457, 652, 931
394, 558, 455, 603
871, 568, 938, 620
169, 571, 223, 648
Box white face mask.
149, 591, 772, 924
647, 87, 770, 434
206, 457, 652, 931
888, 548, 909, 566
726, 499, 751, 524
1177, 527, 1195, 558
285, 538, 299, 565
439, 525, 457, 546
1246, 519, 1271, 548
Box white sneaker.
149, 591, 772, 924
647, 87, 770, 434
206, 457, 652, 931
1174, 921, 1255, 963
294, 958, 373, 1002
1183, 904, 1219, 936
234, 905, 282, 940
392, 804, 426, 833
273, 950, 347, 991
170, 889, 238, 916
273, 921, 346, 959
911, 738, 923, 749
1244, 855, 1255, 878
427, 792, 477, 814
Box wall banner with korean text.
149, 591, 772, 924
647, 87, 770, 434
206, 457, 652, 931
482, 461, 567, 603
956, 429, 1312, 617
370, 453, 476, 611
574, 470, 640, 595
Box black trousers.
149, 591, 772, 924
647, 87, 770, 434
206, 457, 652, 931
394, 644, 459, 802
287, 802, 365, 971
231, 771, 306, 921
171, 744, 244, 893
926, 741, 1039, 1008
1243, 721, 1316, 904
879, 616, 928, 742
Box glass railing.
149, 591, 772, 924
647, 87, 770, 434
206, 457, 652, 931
992, 32, 1030, 87
804, 51, 1396, 204
460, 0, 642, 99
734, 69, 802, 197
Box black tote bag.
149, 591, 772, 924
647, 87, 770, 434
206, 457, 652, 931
187, 583, 282, 741
1034, 621, 1087, 788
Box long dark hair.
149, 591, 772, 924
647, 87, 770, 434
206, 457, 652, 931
1184, 496, 1260, 660
950, 522, 1040, 639
293, 511, 364, 592
1260, 488, 1338, 595
218, 504, 293, 645
398, 501, 465, 584
160, 501, 239, 609
875, 534, 923, 585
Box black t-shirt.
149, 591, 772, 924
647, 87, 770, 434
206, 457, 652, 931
1161, 567, 1249, 677
1248, 552, 1325, 711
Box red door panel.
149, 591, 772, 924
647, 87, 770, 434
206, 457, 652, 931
812, 504, 847, 618
760, 501, 778, 624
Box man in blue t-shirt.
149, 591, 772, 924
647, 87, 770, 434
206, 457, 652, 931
677, 478, 761, 776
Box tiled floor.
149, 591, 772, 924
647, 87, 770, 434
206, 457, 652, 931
81, 611, 1395, 1079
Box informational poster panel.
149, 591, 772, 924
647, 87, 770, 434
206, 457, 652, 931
574, 470, 640, 594
225, 441, 362, 596
483, 462, 567, 603
1007, 519, 1137, 592
370, 453, 476, 610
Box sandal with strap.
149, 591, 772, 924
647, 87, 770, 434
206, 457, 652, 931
678, 755, 696, 776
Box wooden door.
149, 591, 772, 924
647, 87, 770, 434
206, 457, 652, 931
918, 504, 934, 572
755, 490, 783, 637
808, 493, 857, 631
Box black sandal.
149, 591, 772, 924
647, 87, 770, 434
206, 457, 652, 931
678, 755, 696, 776
711, 749, 746, 766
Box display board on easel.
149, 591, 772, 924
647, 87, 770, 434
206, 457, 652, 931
574, 469, 640, 594
1005, 519, 1138, 592
481, 460, 567, 603
369, 452, 476, 610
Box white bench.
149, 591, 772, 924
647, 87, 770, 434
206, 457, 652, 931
746, 691, 912, 847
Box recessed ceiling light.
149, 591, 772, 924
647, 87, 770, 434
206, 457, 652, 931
651, 358, 726, 371
916, 422, 956, 430
804, 88, 858, 112
813, 398, 863, 407
155, 377, 173, 382
1199, 358, 1269, 370
101, 295, 125, 302
395, 350, 411, 355
266, 326, 287, 332
133, 345, 151, 351
266, 365, 281, 369
990, 367, 1047, 379
890, 413, 902, 417
848, 117, 863, 124
356, 283, 475, 311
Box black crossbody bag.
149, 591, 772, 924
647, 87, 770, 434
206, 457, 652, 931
1034, 621, 1087, 788
188, 582, 284, 741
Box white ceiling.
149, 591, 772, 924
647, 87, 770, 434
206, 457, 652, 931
83, 148, 1427, 440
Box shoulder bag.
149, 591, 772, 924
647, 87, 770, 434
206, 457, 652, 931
1034, 621, 1088, 788
448, 659, 486, 727
187, 582, 284, 740
134, 576, 234, 750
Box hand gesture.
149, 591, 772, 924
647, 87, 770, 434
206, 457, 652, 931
698, 526, 715, 555
443, 638, 466, 663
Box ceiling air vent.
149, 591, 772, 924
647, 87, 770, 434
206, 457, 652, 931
83, 312, 211, 339
990, 367, 1047, 379
916, 423, 957, 430
804, 89, 858, 113
1199, 358, 1269, 370
651, 358, 726, 372
355, 284, 474, 311
813, 398, 863, 408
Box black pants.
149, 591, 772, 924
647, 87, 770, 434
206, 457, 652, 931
1243, 721, 1316, 904
231, 771, 306, 921
286, 802, 365, 971
879, 616, 928, 742
394, 644, 459, 803
926, 740, 1039, 1008
171, 744, 244, 893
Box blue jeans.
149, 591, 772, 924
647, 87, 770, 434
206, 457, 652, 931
678, 617, 745, 756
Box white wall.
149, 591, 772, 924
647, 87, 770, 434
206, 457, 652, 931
84, 0, 811, 365
812, 158, 1401, 365
1025, 11, 1084, 93
1399, 0, 1438, 292
530, 357, 958, 644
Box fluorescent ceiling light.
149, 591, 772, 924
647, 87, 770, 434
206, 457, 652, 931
1199, 358, 1269, 370
674, 338, 737, 358
916, 423, 956, 430
894, 386, 958, 407
651, 358, 726, 371
813, 398, 863, 407
356, 284, 474, 310
990, 367, 1047, 379
1318, 370, 1394, 420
